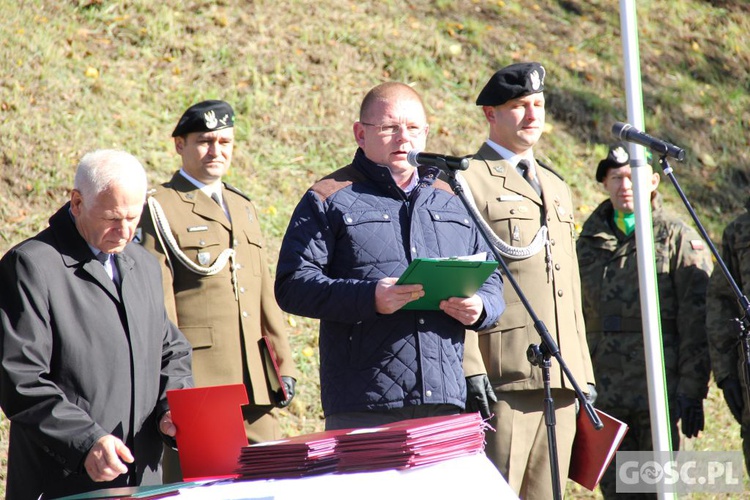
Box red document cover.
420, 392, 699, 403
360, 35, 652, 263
568, 408, 629, 491
259, 336, 288, 403
233, 413, 488, 481
236, 428, 350, 480
335, 413, 488, 472
166, 384, 249, 481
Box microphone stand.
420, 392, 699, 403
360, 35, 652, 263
438, 161, 602, 500
656, 155, 750, 402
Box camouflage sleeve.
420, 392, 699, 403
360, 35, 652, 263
706, 219, 746, 385
672, 222, 713, 399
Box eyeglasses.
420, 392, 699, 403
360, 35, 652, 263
360, 122, 427, 137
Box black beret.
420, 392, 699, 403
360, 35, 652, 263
596, 143, 630, 182
172, 100, 235, 137
476, 62, 546, 106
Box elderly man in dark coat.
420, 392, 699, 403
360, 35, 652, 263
0, 149, 193, 499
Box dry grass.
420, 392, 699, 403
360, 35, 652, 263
1, 0, 750, 497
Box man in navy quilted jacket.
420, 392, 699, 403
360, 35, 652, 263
275, 82, 505, 430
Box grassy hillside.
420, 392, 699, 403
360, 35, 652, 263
1, 0, 749, 497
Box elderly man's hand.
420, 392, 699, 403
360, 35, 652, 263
159, 410, 177, 437
84, 434, 134, 482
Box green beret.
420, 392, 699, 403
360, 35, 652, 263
476, 62, 546, 106
596, 143, 630, 182
172, 100, 234, 137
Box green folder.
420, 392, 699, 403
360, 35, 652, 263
396, 258, 499, 310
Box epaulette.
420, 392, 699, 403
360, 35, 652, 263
224, 182, 252, 202
537, 159, 565, 181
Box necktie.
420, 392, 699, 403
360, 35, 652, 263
517, 160, 542, 196
211, 191, 231, 220
95, 252, 118, 284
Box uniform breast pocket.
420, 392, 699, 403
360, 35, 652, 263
175, 231, 224, 268
486, 200, 537, 244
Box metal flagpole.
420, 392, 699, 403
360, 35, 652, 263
618, 2, 675, 499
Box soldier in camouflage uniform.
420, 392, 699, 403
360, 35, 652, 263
577, 144, 713, 499
706, 197, 750, 474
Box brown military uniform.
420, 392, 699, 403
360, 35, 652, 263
460, 143, 595, 498
139, 171, 297, 480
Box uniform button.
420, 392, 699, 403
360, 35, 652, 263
242, 311, 248, 317
418, 318, 425, 325
199, 239, 206, 246
383, 214, 389, 220
240, 287, 246, 293
346, 216, 353, 223
554, 264, 561, 271
463, 219, 469, 224
434, 214, 441, 220
550, 239, 556, 246
233, 238, 239, 247
236, 263, 242, 270
425, 390, 432, 397
547, 215, 552, 221
557, 290, 563, 297
510, 209, 516, 214
411, 247, 417, 254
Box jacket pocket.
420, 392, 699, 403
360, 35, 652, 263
179, 326, 214, 350
486, 200, 538, 246
175, 231, 224, 267
478, 301, 532, 382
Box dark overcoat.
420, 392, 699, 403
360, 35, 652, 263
0, 203, 193, 500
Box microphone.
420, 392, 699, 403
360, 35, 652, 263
407, 150, 471, 171
612, 122, 686, 161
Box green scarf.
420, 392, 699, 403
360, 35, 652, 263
614, 210, 635, 236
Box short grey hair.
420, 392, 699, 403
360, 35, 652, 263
74, 149, 147, 201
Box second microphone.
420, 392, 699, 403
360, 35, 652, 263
407, 150, 471, 171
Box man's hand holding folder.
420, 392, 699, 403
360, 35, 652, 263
394, 254, 499, 318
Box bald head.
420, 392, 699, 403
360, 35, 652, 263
359, 82, 426, 123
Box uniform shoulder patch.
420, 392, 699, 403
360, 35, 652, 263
689, 239, 705, 251
224, 183, 252, 202
537, 159, 565, 181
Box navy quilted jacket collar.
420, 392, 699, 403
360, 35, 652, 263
352, 148, 439, 197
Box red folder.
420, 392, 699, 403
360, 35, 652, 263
236, 429, 349, 480
568, 408, 629, 491
336, 413, 488, 472
166, 384, 249, 481
259, 336, 288, 403
234, 413, 488, 480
